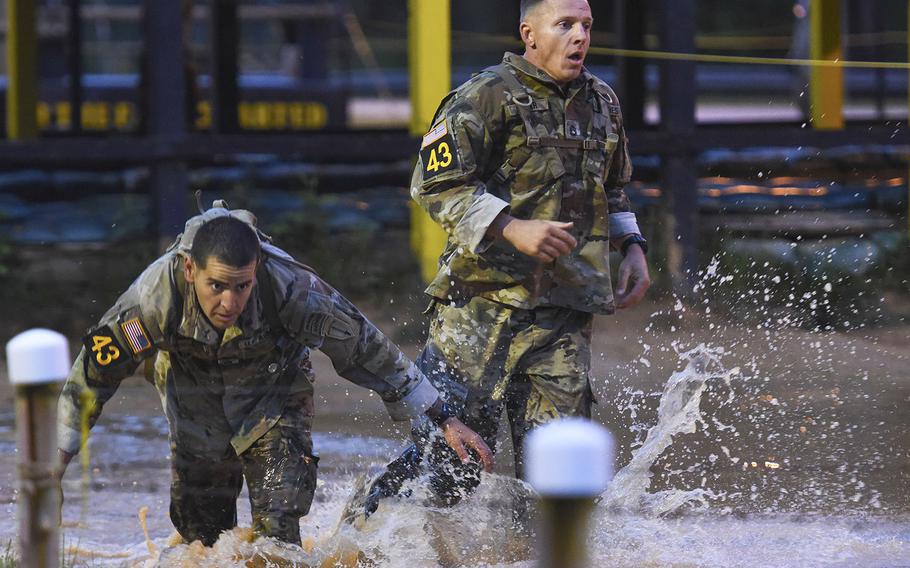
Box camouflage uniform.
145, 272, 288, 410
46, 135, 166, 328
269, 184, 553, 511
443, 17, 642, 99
57, 208, 439, 546
390, 52, 636, 496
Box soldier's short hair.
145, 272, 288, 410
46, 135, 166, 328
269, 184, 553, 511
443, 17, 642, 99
191, 216, 260, 269
519, 0, 547, 21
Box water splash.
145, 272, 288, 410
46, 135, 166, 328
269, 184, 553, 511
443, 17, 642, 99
602, 345, 739, 516
326, 471, 537, 567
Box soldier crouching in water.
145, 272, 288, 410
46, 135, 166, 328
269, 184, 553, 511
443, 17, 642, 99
359, 0, 650, 514
56, 205, 493, 546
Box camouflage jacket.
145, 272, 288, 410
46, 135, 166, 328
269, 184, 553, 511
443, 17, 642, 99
58, 214, 439, 457
411, 52, 635, 314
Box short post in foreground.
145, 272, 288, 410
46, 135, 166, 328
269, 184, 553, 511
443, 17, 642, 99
6, 329, 71, 568
526, 418, 615, 568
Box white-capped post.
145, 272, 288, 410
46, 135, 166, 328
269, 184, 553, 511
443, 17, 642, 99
7, 329, 70, 568
526, 419, 615, 568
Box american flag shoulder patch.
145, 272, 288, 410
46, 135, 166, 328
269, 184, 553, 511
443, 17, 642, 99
120, 317, 152, 355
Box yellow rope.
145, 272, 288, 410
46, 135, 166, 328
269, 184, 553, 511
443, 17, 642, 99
587, 45, 910, 70
444, 30, 910, 70
441, 25, 910, 70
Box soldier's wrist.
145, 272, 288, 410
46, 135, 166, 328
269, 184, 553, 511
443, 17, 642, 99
487, 212, 515, 242
620, 234, 648, 257
425, 398, 457, 427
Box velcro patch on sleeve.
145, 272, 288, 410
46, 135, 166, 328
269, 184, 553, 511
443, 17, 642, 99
301, 313, 333, 337
120, 317, 153, 355
83, 325, 128, 369
419, 119, 460, 180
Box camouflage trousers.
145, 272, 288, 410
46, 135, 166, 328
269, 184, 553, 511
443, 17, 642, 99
423, 296, 594, 474
168, 389, 318, 546
364, 296, 594, 511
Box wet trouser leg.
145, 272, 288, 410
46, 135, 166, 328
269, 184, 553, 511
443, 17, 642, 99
241, 392, 317, 546
170, 448, 244, 547
504, 372, 595, 480
367, 298, 594, 511
159, 350, 243, 546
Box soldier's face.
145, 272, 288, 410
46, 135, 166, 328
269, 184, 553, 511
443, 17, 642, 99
184, 256, 258, 330
521, 0, 592, 85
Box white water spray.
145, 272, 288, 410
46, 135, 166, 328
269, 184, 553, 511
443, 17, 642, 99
602, 345, 739, 516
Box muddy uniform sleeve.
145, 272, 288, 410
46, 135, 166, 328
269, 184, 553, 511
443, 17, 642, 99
274, 263, 439, 421
411, 83, 508, 253
57, 256, 174, 454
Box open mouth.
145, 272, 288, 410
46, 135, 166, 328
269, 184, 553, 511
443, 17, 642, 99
568, 52, 584, 64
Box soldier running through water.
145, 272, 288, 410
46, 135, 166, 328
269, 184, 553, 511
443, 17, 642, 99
360, 0, 650, 514
56, 204, 492, 546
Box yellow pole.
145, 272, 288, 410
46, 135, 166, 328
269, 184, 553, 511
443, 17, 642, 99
809, 0, 843, 130
5, 0, 39, 140
409, 0, 451, 284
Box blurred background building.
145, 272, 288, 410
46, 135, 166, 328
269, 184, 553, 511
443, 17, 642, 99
0, 0, 905, 334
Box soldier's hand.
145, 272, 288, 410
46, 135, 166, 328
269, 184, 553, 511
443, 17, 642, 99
497, 217, 577, 262
615, 244, 650, 309
440, 418, 494, 473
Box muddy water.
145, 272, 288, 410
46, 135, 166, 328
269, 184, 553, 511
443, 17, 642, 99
0, 292, 908, 567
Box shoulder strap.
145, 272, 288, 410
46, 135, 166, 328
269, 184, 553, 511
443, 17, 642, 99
486, 65, 617, 186
256, 259, 283, 332
169, 255, 187, 335
590, 79, 624, 136
486, 65, 541, 185
488, 64, 541, 138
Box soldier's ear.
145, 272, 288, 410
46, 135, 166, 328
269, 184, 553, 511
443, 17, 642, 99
183, 256, 196, 283
520, 22, 535, 49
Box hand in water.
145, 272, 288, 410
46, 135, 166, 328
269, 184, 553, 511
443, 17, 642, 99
440, 417, 494, 472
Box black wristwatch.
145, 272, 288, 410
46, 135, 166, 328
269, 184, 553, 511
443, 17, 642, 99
620, 234, 648, 257
426, 399, 457, 427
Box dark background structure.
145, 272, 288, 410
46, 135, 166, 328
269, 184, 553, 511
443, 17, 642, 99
0, 0, 906, 314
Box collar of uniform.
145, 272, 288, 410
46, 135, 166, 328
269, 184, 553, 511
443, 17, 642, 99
502, 51, 590, 95
177, 279, 264, 346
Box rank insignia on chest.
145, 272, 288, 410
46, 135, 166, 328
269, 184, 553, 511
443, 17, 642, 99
420, 119, 460, 180
120, 317, 153, 355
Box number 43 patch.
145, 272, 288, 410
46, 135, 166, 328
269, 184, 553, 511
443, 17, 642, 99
420, 119, 460, 180
83, 325, 127, 369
